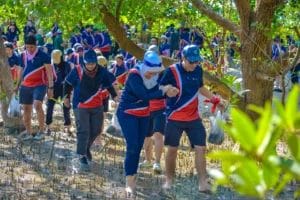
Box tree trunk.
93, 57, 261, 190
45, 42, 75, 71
0, 39, 23, 130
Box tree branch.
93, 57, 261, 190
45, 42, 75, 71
115, 0, 124, 22
234, 0, 251, 33
191, 0, 240, 34
100, 4, 243, 103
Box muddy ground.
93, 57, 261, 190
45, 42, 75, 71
0, 107, 297, 200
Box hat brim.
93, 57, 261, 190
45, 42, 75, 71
84, 59, 97, 64
143, 64, 164, 72
186, 55, 203, 62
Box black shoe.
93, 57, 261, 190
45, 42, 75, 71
46, 128, 51, 136
79, 156, 89, 165
87, 149, 92, 162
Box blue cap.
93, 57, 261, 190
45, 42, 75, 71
66, 48, 73, 55
182, 45, 202, 62
84, 49, 97, 63
142, 51, 164, 72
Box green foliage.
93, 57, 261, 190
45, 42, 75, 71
209, 86, 300, 199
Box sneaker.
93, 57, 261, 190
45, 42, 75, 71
33, 131, 45, 141
139, 160, 152, 169
71, 155, 90, 173
18, 133, 33, 141
86, 149, 92, 162
79, 156, 90, 171
46, 128, 51, 136
153, 162, 162, 174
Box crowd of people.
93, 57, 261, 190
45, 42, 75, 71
1, 19, 299, 198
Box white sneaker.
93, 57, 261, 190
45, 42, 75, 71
153, 162, 162, 174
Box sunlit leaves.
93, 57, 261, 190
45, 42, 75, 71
209, 86, 300, 198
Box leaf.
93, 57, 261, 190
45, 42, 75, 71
287, 134, 300, 161
247, 104, 264, 115
274, 173, 293, 196
262, 162, 281, 189
208, 168, 226, 183
209, 151, 246, 161
256, 103, 274, 157
274, 99, 286, 124
285, 86, 299, 130
229, 109, 257, 152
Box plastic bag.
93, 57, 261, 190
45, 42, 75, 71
106, 105, 123, 137
7, 94, 21, 118
111, 111, 121, 131
208, 110, 225, 145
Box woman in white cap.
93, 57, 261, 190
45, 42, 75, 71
116, 51, 178, 197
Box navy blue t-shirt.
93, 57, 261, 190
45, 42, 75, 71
160, 63, 203, 121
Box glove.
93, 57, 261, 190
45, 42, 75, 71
204, 96, 220, 113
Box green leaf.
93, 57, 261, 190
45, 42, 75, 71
285, 86, 299, 130
256, 103, 274, 157
274, 99, 286, 125
229, 109, 257, 152
262, 163, 281, 189
208, 151, 246, 162
247, 104, 265, 115
274, 173, 293, 196
287, 134, 300, 161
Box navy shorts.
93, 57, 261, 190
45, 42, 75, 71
103, 97, 109, 113
146, 109, 166, 137
19, 85, 47, 104
164, 119, 206, 147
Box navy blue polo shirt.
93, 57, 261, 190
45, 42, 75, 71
65, 65, 113, 109
160, 63, 203, 121
8, 52, 20, 68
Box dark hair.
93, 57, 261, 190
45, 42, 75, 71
25, 35, 37, 45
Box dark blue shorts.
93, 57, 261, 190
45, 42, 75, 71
19, 85, 47, 104
102, 97, 109, 113
147, 109, 166, 137
164, 119, 206, 147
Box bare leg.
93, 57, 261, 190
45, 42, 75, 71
143, 137, 153, 163
194, 145, 210, 192
163, 146, 178, 189
125, 175, 136, 197
153, 132, 164, 163
34, 100, 45, 132
22, 104, 33, 134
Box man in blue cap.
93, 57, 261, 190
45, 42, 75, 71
160, 44, 225, 193
64, 49, 118, 170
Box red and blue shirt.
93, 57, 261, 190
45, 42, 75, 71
20, 49, 51, 87
8, 52, 21, 81
117, 67, 164, 117
160, 63, 203, 121
110, 62, 128, 86
65, 65, 114, 109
